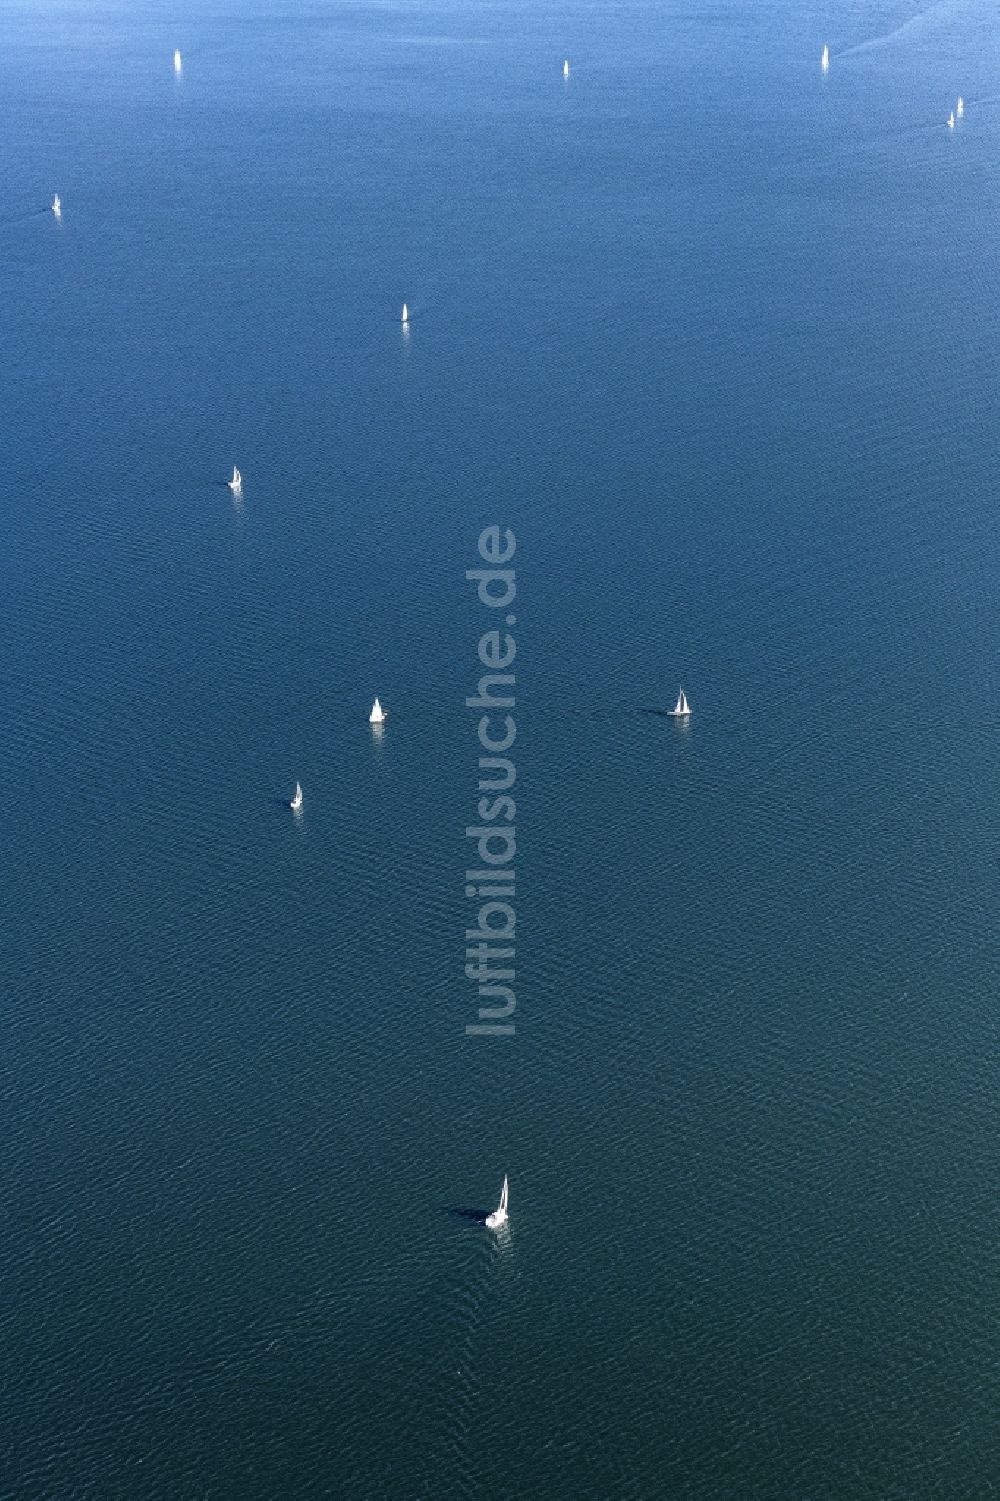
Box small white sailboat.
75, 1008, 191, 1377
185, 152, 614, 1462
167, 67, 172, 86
957, 96, 964, 118
821, 44, 829, 72
401, 302, 409, 325
290, 782, 303, 812
369, 697, 386, 724
485, 1174, 508, 1230
174, 48, 182, 72
228, 466, 242, 494
667, 687, 691, 718
52, 193, 61, 217
948, 110, 955, 129
563, 58, 570, 78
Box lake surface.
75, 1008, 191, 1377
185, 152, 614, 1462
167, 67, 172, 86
2, 1, 999, 1495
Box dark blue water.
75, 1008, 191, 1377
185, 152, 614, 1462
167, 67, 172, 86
3, 1, 999, 1495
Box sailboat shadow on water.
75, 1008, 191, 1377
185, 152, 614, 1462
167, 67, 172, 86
444, 1206, 489, 1225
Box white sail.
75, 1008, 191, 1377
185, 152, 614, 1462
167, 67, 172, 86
228, 466, 242, 492
668, 686, 691, 717
52, 194, 61, 216
485, 1174, 508, 1229
948, 111, 955, 128
563, 59, 570, 78
174, 48, 182, 72
957, 96, 964, 117
821, 44, 829, 71
369, 697, 385, 724
401, 302, 409, 324
290, 782, 303, 811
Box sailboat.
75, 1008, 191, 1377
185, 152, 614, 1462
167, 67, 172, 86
401, 303, 409, 325
821, 44, 829, 72
948, 111, 955, 129
485, 1175, 508, 1230
228, 466, 242, 493
957, 96, 964, 118
369, 697, 386, 724
52, 194, 61, 217
667, 687, 691, 718
290, 782, 303, 812
563, 58, 570, 78
174, 49, 182, 72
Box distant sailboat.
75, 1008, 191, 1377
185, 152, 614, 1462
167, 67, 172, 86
821, 44, 829, 72
369, 697, 385, 724
957, 96, 964, 118
948, 111, 955, 129
290, 782, 303, 812
667, 687, 691, 718
401, 302, 409, 325
174, 48, 182, 72
485, 1175, 508, 1230
563, 58, 570, 78
52, 194, 61, 217
228, 466, 242, 493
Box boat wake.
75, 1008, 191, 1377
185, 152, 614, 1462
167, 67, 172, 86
445, 1276, 486, 1498
834, 0, 964, 58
